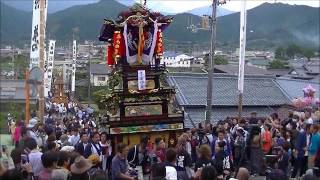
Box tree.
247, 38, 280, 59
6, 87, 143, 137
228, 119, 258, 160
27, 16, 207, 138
203, 54, 228, 68
302, 48, 314, 61
214, 55, 228, 65
269, 59, 289, 69
275, 47, 286, 60
286, 44, 302, 59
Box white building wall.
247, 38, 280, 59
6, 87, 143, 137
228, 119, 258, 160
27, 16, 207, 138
161, 54, 193, 68
91, 74, 109, 86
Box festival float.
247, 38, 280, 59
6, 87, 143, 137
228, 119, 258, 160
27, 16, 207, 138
292, 84, 320, 110
98, 3, 184, 146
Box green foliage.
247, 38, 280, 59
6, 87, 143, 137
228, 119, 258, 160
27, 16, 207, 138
92, 88, 110, 110
277, 44, 315, 60
214, 56, 228, 65
275, 47, 286, 60
268, 59, 289, 69
302, 48, 315, 61
0, 54, 29, 79
286, 44, 302, 58
203, 54, 228, 68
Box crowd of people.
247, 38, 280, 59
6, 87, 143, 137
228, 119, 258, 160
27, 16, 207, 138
1, 99, 320, 180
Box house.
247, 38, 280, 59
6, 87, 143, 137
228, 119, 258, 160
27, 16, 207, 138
287, 61, 320, 82
161, 52, 193, 68
90, 64, 111, 86
247, 57, 270, 69
167, 73, 291, 128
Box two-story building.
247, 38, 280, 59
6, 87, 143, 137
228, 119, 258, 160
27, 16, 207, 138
160, 52, 193, 67
90, 64, 111, 86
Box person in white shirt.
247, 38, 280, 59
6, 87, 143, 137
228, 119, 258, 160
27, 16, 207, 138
75, 131, 89, 157
84, 132, 102, 159
305, 111, 313, 124
27, 118, 45, 148
165, 148, 178, 180
68, 128, 80, 146
26, 138, 44, 177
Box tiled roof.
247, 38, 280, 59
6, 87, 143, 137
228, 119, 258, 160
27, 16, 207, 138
163, 51, 177, 57
214, 64, 271, 75
276, 78, 320, 100
90, 64, 111, 75
168, 73, 291, 107
184, 107, 275, 128
267, 69, 292, 76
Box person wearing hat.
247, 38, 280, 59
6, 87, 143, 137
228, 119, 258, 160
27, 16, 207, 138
87, 154, 105, 178
27, 118, 44, 148
70, 156, 92, 180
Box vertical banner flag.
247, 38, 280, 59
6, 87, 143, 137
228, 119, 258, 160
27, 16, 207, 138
137, 70, 146, 90
29, 0, 41, 69
237, 0, 247, 93
44, 40, 56, 97
71, 40, 77, 92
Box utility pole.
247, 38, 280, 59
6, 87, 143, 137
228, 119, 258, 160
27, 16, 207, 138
205, 0, 218, 125
38, 0, 45, 122
25, 70, 30, 124
88, 43, 92, 106
11, 48, 15, 79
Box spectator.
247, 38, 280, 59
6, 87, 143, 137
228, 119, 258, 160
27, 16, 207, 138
38, 151, 58, 180
70, 156, 92, 180
75, 131, 89, 156
195, 144, 215, 172
308, 124, 320, 168
154, 137, 166, 163
236, 167, 249, 180
164, 148, 178, 180
127, 135, 151, 174
262, 123, 272, 154
150, 163, 166, 180
176, 135, 193, 179
26, 138, 44, 177
292, 124, 310, 178
111, 143, 134, 180
199, 165, 217, 180
84, 132, 102, 159
57, 151, 71, 173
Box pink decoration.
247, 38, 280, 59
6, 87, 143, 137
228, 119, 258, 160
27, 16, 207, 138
303, 84, 316, 98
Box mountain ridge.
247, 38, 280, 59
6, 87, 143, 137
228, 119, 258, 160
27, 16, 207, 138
1, 1, 319, 49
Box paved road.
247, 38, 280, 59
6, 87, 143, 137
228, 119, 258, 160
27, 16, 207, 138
0, 134, 14, 152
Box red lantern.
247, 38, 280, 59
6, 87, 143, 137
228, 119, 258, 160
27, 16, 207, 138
155, 29, 163, 56
113, 31, 125, 59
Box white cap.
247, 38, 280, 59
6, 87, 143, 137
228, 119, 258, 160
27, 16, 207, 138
28, 118, 38, 128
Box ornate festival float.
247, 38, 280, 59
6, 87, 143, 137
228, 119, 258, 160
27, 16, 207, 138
98, 3, 184, 146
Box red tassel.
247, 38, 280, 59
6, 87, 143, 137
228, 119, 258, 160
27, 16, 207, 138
107, 44, 114, 65
119, 34, 125, 57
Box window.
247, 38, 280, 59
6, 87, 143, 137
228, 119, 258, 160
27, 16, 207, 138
98, 76, 106, 81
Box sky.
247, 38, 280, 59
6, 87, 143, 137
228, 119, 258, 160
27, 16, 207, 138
139, 0, 320, 12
